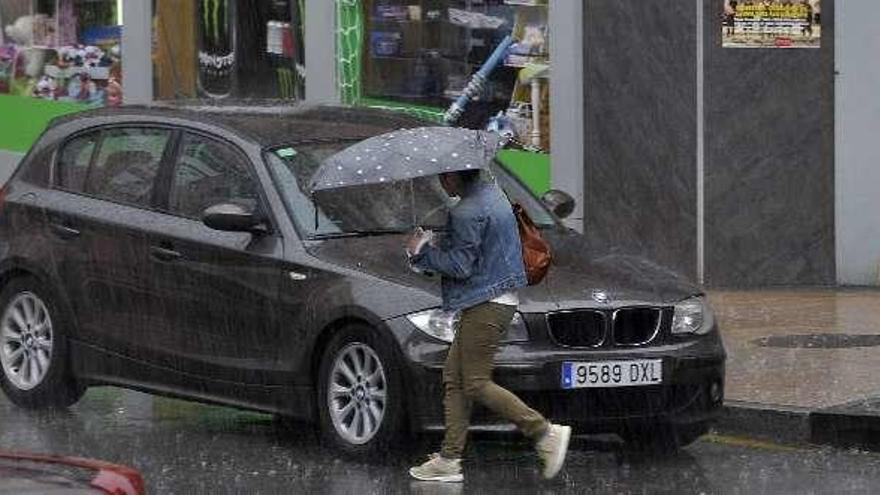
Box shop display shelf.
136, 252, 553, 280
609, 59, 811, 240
44, 65, 110, 80
371, 18, 502, 31
503, 0, 548, 7
370, 54, 476, 64
370, 18, 444, 24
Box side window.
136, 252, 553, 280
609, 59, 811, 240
56, 132, 99, 192
85, 128, 171, 207
168, 133, 259, 219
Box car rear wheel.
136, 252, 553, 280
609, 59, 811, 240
0, 277, 84, 409
316, 325, 406, 457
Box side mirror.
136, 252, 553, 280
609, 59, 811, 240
202, 203, 268, 234
541, 189, 576, 219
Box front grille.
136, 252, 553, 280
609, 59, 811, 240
613, 308, 663, 345
545, 307, 667, 348
546, 310, 606, 347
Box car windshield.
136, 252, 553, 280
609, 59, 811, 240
265, 140, 557, 239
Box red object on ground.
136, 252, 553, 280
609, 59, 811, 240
0, 451, 145, 495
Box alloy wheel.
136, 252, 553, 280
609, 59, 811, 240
0, 292, 53, 391
327, 342, 388, 445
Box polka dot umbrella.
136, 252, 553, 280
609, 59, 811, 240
309, 126, 504, 192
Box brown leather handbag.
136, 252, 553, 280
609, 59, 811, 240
512, 203, 552, 285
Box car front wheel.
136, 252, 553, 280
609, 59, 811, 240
316, 325, 406, 457
0, 277, 84, 409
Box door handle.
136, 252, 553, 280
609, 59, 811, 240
49, 223, 81, 240
150, 246, 183, 262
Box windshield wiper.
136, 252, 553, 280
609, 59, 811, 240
307, 229, 409, 240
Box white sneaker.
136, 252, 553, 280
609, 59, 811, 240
535, 423, 571, 479
409, 453, 464, 483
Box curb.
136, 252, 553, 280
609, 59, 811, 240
716, 399, 880, 450
811, 398, 880, 449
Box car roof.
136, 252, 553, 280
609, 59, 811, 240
48, 102, 434, 149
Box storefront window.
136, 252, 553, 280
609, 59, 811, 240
0, 0, 123, 106
340, 0, 550, 151
153, 0, 305, 101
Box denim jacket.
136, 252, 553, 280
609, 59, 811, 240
411, 180, 527, 311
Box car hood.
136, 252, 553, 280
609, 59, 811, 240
306, 230, 701, 313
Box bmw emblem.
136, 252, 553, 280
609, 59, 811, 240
591, 290, 610, 304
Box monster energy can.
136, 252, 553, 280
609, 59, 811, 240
198, 0, 235, 98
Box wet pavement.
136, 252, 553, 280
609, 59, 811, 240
711, 289, 880, 409
708, 289, 880, 448
4, 387, 880, 494
3, 288, 880, 492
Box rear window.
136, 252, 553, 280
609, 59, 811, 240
56, 132, 99, 192
84, 128, 171, 208
17, 145, 53, 187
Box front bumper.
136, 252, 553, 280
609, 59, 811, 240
386, 317, 726, 433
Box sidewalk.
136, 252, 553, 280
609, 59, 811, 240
708, 288, 880, 448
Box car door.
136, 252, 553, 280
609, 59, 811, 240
144, 130, 284, 385
45, 126, 173, 356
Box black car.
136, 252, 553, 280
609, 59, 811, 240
0, 105, 725, 455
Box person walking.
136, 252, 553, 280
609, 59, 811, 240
725, 1, 739, 37
801, 0, 814, 36
405, 169, 571, 483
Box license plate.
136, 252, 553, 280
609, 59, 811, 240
561, 359, 663, 389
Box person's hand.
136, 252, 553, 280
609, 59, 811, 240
405, 228, 427, 255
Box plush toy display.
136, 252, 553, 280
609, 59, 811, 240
20, 42, 118, 103
3, 7, 122, 106
4, 16, 38, 46
32, 75, 57, 99
55, 44, 114, 70
0, 45, 15, 93
83, 46, 102, 67
105, 77, 122, 106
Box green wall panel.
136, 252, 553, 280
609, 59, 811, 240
336, 0, 364, 105
0, 96, 89, 152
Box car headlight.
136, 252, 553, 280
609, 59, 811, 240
407, 309, 460, 343
671, 296, 715, 335
406, 309, 530, 343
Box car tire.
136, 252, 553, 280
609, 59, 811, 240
316, 324, 407, 457
0, 276, 85, 409
621, 422, 708, 455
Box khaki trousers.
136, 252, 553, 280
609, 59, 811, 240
440, 302, 549, 459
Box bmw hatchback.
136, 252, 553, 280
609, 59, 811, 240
0, 105, 725, 455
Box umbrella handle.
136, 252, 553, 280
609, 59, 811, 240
410, 179, 416, 228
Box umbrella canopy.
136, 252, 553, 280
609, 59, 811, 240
309, 126, 504, 192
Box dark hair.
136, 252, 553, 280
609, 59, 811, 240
457, 168, 482, 185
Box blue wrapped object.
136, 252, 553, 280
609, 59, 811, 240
370, 31, 402, 57
443, 35, 515, 124
81, 25, 122, 46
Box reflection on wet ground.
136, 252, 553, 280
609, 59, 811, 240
711, 289, 880, 409
4, 388, 880, 493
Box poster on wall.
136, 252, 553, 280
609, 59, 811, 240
722, 0, 821, 48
